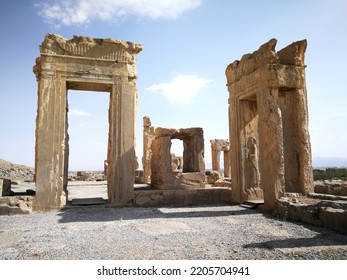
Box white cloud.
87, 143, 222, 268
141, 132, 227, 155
147, 75, 212, 104
36, 0, 201, 27
68, 109, 90, 117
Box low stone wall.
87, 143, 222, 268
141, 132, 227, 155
276, 196, 347, 233
314, 180, 347, 196
133, 187, 232, 207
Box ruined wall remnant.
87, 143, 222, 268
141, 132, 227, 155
210, 139, 231, 178
33, 34, 142, 210
150, 127, 205, 189
225, 38, 314, 211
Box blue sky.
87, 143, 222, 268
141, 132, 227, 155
1, 0, 346, 170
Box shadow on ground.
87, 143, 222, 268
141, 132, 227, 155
243, 232, 347, 249
57, 204, 258, 223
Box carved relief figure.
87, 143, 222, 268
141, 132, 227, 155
246, 136, 260, 189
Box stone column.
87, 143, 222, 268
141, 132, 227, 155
107, 78, 136, 205
223, 150, 231, 178
257, 87, 285, 210
210, 140, 221, 173
151, 136, 175, 189
182, 128, 205, 174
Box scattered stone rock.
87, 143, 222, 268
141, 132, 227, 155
205, 170, 221, 184
0, 196, 33, 215
213, 178, 232, 188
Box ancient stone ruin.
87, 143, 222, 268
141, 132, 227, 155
210, 139, 230, 178
225, 38, 314, 211
33, 34, 142, 210
142, 117, 205, 189
0, 33, 340, 232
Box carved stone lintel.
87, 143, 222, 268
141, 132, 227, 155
40, 33, 142, 64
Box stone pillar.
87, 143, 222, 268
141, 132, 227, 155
182, 128, 205, 174
34, 70, 68, 210
142, 116, 155, 184
257, 87, 285, 209
210, 140, 221, 173
151, 136, 175, 189
210, 139, 230, 177
223, 150, 231, 178
107, 78, 136, 205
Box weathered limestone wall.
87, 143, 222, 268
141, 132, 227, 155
33, 34, 142, 209
226, 39, 314, 211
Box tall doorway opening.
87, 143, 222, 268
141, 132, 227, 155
171, 139, 183, 172
67, 90, 110, 205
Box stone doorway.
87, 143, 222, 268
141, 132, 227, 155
226, 39, 314, 211
33, 34, 142, 210
66, 89, 109, 204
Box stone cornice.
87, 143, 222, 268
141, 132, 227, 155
39, 33, 142, 64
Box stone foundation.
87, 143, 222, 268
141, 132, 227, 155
133, 187, 232, 207
276, 196, 347, 233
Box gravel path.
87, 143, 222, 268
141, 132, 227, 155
0, 205, 346, 260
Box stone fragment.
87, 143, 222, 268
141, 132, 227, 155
213, 179, 232, 188
318, 201, 347, 233
175, 172, 205, 189
205, 170, 222, 184
0, 196, 33, 215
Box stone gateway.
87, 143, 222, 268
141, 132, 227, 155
33, 34, 142, 210
225, 39, 314, 211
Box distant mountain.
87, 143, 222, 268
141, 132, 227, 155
312, 157, 347, 168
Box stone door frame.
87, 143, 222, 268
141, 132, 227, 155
226, 39, 314, 210
33, 34, 142, 210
